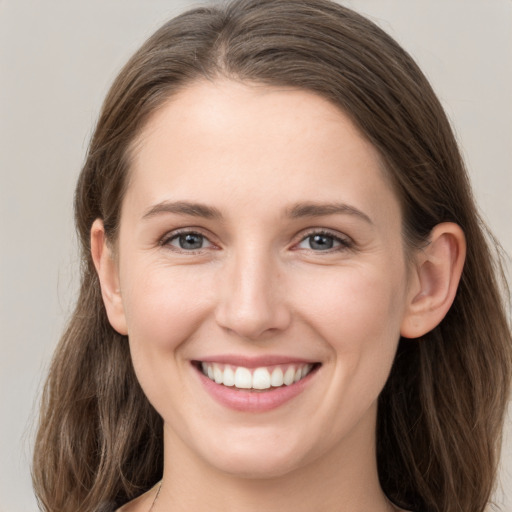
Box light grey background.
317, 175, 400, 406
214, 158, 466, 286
1, 1, 511, 511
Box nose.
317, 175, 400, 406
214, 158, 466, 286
215, 247, 291, 341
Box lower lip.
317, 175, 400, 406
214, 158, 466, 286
195, 365, 318, 412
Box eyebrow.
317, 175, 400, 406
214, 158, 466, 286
285, 202, 373, 225
141, 200, 373, 225
142, 200, 223, 220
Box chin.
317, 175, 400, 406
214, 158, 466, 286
196, 430, 311, 479
209, 452, 305, 480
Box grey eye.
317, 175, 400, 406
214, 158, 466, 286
169, 232, 210, 250
308, 234, 335, 250
297, 233, 347, 251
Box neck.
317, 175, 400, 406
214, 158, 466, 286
156, 406, 395, 512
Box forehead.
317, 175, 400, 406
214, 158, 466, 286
124, 79, 400, 226
133, 80, 378, 162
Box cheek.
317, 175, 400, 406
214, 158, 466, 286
119, 263, 219, 414
296, 263, 406, 398
296, 263, 407, 349
120, 262, 215, 354
294, 266, 406, 439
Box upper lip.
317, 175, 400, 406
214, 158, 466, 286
194, 355, 319, 368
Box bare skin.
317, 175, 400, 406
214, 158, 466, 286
98, 80, 465, 512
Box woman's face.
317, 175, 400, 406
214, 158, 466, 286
108, 80, 415, 478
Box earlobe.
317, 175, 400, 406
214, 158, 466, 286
400, 223, 466, 339
90, 219, 128, 335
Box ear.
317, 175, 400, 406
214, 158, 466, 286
90, 219, 128, 335
400, 222, 466, 339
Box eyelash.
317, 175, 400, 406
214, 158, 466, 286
160, 229, 215, 254
159, 228, 353, 254
295, 229, 353, 253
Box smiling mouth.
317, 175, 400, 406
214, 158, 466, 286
194, 361, 321, 391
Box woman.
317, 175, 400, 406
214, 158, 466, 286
32, 1, 512, 511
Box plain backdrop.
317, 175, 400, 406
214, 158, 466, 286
1, 1, 511, 511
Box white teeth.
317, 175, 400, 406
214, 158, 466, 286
252, 368, 271, 389
213, 364, 223, 384
283, 366, 295, 386
223, 366, 235, 386
234, 367, 252, 389
200, 362, 315, 390
302, 364, 312, 378
270, 367, 284, 387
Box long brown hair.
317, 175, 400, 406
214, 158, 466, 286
33, 1, 512, 511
